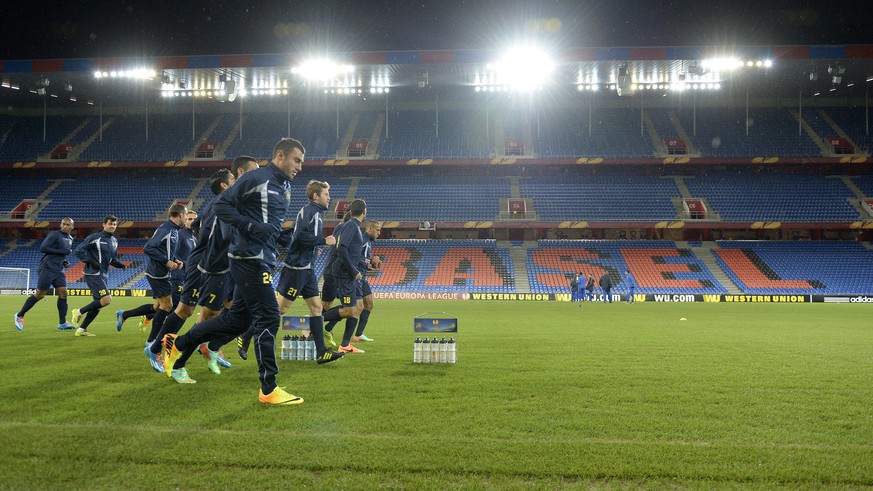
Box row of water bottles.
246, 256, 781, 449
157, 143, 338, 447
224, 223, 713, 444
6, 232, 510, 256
281, 334, 316, 361
414, 337, 457, 364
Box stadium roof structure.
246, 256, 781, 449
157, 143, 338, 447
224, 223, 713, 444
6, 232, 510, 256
2, 44, 873, 109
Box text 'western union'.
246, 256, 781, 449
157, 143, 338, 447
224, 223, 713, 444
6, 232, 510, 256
471, 293, 552, 301
723, 295, 807, 303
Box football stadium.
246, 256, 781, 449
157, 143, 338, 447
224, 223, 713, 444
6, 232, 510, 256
1, 3, 873, 489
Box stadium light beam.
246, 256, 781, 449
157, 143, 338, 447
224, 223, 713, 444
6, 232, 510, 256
292, 59, 354, 81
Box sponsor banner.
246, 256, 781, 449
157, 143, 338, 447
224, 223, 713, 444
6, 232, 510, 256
414, 317, 458, 333
721, 294, 810, 303
652, 294, 700, 303
373, 292, 466, 300
281, 315, 311, 330
62, 288, 152, 297
818, 295, 873, 303
469, 293, 556, 301
0, 289, 33, 295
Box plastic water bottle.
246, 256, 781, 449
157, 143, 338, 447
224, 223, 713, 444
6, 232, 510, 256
301, 335, 310, 361
421, 337, 430, 364
430, 336, 440, 363
447, 337, 456, 364
413, 337, 422, 363
289, 335, 297, 361
294, 335, 301, 361
439, 337, 448, 363
280, 335, 290, 360
310, 336, 317, 360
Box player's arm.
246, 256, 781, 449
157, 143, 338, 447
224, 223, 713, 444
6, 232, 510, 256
143, 229, 172, 265
39, 233, 69, 255
110, 257, 126, 269
213, 180, 271, 242
74, 234, 95, 264
290, 209, 326, 248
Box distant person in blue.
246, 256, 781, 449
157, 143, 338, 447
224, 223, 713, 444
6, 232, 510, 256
599, 272, 613, 303
585, 273, 596, 301
14, 217, 76, 331
625, 269, 636, 303
71, 215, 126, 336
569, 274, 578, 302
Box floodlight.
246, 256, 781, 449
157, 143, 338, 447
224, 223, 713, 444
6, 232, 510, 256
488, 46, 555, 91
292, 60, 354, 81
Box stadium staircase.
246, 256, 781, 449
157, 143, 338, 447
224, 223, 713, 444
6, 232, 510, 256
667, 111, 699, 155
37, 119, 93, 161
368, 113, 384, 158
818, 109, 865, 155
186, 115, 223, 159
218, 115, 246, 159
338, 113, 359, 158
840, 176, 873, 219
22, 179, 70, 219
0, 239, 36, 259
346, 177, 360, 199
681, 241, 742, 294
67, 117, 116, 162
643, 111, 668, 155
671, 177, 720, 221
502, 240, 533, 293
121, 269, 148, 289
789, 110, 830, 156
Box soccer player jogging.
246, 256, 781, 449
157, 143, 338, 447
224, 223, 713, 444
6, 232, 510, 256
625, 269, 636, 303
135, 204, 187, 372
274, 180, 343, 364
70, 216, 126, 336
319, 212, 350, 349
172, 210, 198, 307
15, 217, 76, 331
163, 138, 307, 405
153, 160, 259, 382
322, 199, 367, 354
354, 221, 382, 342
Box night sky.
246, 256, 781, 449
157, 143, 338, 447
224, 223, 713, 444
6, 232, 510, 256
1, 0, 870, 60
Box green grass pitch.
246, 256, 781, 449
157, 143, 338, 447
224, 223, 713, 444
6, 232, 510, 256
1, 295, 872, 489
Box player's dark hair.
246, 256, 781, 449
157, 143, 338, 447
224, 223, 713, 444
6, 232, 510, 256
273, 137, 306, 158
103, 215, 118, 224
349, 199, 366, 217
168, 203, 187, 218
231, 156, 258, 176
210, 168, 233, 195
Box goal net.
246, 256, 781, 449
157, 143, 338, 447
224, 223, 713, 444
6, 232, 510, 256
0, 267, 31, 293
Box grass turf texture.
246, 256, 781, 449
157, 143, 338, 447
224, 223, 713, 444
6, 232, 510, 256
1, 295, 872, 489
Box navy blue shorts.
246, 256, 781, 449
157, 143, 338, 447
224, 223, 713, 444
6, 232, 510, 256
84, 274, 110, 300
276, 268, 319, 301
335, 277, 360, 308
321, 273, 337, 303
360, 279, 372, 298
37, 268, 66, 291
198, 272, 233, 311
178, 266, 204, 306
147, 276, 173, 299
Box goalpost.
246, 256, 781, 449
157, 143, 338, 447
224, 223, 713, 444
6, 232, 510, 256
0, 267, 31, 293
